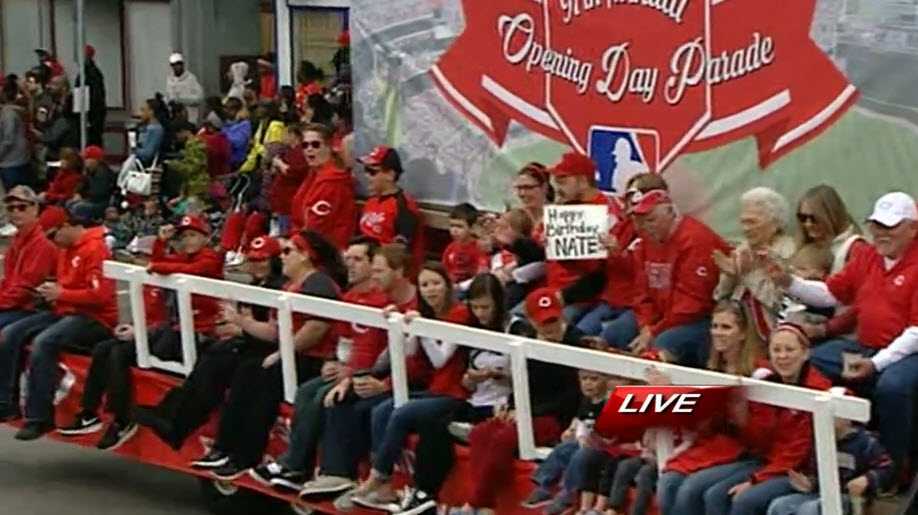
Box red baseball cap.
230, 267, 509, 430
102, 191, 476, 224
358, 145, 403, 175
526, 287, 564, 325
39, 206, 69, 233
82, 145, 104, 161
176, 214, 210, 236
549, 152, 596, 178
630, 189, 672, 215
245, 236, 281, 261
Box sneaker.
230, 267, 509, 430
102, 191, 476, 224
269, 469, 307, 492
351, 489, 401, 512
212, 461, 246, 481
0, 223, 18, 238
394, 487, 437, 515
521, 488, 553, 509
248, 460, 304, 490
96, 422, 138, 450
448, 421, 473, 443
191, 449, 231, 469
14, 420, 54, 441
299, 475, 357, 496
58, 412, 103, 436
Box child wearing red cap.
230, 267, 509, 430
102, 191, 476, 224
70, 145, 116, 220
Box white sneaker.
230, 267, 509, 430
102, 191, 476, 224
0, 223, 18, 237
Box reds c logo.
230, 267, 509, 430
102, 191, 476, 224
181, 216, 192, 226
894, 275, 906, 287
311, 201, 332, 217
251, 237, 266, 249
538, 296, 552, 308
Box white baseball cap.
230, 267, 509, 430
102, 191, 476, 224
867, 191, 918, 227
168, 52, 185, 65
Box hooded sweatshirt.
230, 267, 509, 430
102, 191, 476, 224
225, 62, 250, 101
294, 162, 356, 248
165, 70, 204, 123
54, 226, 118, 328
0, 222, 58, 311
0, 103, 29, 168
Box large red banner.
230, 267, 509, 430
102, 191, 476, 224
431, 0, 858, 172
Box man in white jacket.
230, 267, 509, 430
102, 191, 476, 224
165, 52, 204, 124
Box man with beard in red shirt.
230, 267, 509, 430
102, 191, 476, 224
602, 189, 730, 367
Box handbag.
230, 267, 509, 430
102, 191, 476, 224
117, 154, 160, 196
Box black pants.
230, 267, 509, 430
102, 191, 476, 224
319, 391, 389, 479
412, 402, 492, 496
215, 353, 323, 468
154, 337, 258, 447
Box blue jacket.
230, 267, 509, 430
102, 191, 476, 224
136, 122, 164, 166
807, 426, 894, 497
221, 120, 252, 169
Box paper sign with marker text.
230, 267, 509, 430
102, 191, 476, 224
544, 204, 609, 261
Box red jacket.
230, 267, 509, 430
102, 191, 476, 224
272, 144, 310, 216
55, 227, 118, 328
359, 190, 424, 269
742, 364, 832, 483
442, 239, 489, 284
295, 162, 356, 248
148, 239, 224, 332
425, 303, 472, 399
197, 131, 231, 178
633, 216, 730, 336
826, 238, 918, 349
45, 168, 83, 204
545, 193, 613, 293
601, 217, 640, 309
0, 223, 58, 311
143, 286, 169, 328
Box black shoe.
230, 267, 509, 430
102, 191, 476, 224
0, 404, 21, 423
133, 406, 176, 446
14, 421, 54, 441
248, 460, 305, 490
191, 449, 231, 469
395, 487, 437, 515
96, 422, 138, 450
212, 461, 246, 481
58, 412, 103, 436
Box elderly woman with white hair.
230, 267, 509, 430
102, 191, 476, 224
714, 187, 796, 344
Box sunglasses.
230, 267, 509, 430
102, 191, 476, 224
796, 213, 818, 224
6, 203, 33, 212
303, 140, 324, 149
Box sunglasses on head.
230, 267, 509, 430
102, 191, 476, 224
303, 140, 324, 149
6, 203, 33, 212
796, 213, 818, 224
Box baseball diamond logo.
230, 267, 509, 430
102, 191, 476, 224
431, 0, 858, 172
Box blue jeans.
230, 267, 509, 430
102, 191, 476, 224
371, 394, 465, 476
811, 338, 918, 471
576, 303, 627, 336
716, 476, 795, 515
603, 311, 712, 367
0, 312, 110, 422
657, 459, 760, 515
562, 445, 612, 493
320, 392, 389, 479
767, 493, 851, 515
532, 440, 579, 489
0, 310, 33, 332
278, 375, 335, 472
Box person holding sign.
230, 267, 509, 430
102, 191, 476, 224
544, 152, 622, 325
602, 190, 729, 367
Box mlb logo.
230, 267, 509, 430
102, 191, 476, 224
588, 128, 649, 194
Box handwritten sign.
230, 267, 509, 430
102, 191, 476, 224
545, 205, 608, 260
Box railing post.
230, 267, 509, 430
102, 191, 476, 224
386, 313, 409, 408
128, 279, 151, 368
510, 340, 537, 460
814, 396, 843, 515
175, 280, 197, 376
277, 295, 298, 404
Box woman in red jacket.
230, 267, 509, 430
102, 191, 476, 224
702, 324, 832, 515
267, 123, 310, 235
351, 263, 472, 509
291, 123, 356, 248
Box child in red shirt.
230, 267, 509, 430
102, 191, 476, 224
442, 202, 489, 286
41, 148, 84, 205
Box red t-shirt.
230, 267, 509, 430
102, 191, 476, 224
337, 287, 390, 371
442, 239, 489, 284
826, 238, 918, 349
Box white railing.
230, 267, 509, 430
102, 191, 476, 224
104, 261, 871, 515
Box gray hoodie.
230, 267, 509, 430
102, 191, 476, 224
0, 104, 29, 168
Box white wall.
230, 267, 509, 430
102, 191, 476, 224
53, 0, 125, 108
125, 0, 172, 112
1, 0, 52, 77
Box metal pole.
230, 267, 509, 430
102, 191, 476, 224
75, 0, 86, 151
